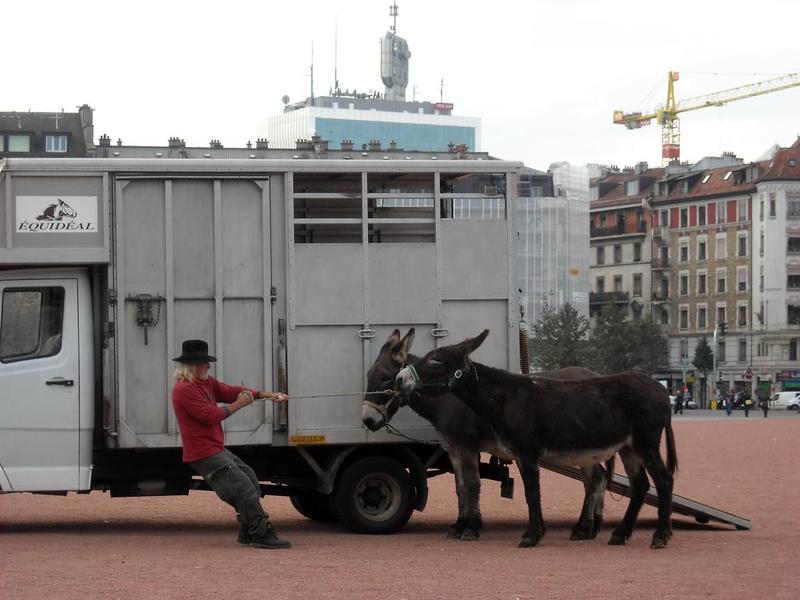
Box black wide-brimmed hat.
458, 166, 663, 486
173, 339, 217, 363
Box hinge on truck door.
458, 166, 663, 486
270, 285, 277, 305
125, 293, 165, 345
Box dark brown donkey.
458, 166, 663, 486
394, 330, 677, 549
363, 328, 611, 541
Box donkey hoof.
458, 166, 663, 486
460, 529, 480, 542
650, 531, 670, 549
569, 525, 596, 541
446, 522, 464, 539
608, 533, 628, 546
518, 534, 540, 548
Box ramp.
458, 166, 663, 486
540, 461, 752, 530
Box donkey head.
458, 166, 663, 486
395, 329, 489, 400
362, 328, 415, 431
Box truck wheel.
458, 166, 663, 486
289, 490, 337, 523
333, 456, 415, 535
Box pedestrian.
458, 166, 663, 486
171, 339, 291, 549
742, 391, 752, 418
725, 395, 733, 416
759, 393, 769, 418
674, 390, 684, 415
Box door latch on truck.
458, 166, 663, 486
125, 293, 165, 345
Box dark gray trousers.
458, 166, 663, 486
190, 449, 269, 539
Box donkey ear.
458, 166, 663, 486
391, 327, 415, 361
459, 329, 489, 354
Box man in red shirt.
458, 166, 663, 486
172, 339, 290, 549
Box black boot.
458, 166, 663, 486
249, 522, 291, 549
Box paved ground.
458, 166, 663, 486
1, 415, 797, 599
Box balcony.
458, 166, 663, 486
589, 291, 630, 306
590, 220, 646, 238
651, 290, 670, 303
652, 226, 671, 244
651, 256, 671, 270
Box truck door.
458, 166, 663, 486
0, 275, 80, 491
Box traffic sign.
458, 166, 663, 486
743, 368, 753, 379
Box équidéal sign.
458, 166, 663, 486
16, 196, 98, 233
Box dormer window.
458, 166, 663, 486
702, 174, 711, 184
790, 159, 797, 168
682, 180, 689, 193
723, 171, 732, 180
45, 134, 68, 153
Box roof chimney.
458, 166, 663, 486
340, 139, 354, 151
368, 139, 382, 152
209, 139, 223, 149
255, 138, 269, 149
98, 134, 111, 147
168, 137, 186, 148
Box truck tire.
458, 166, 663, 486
289, 490, 337, 523
333, 455, 415, 535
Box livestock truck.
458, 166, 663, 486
0, 158, 522, 533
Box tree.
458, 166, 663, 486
693, 337, 714, 408
529, 303, 591, 371
629, 315, 669, 376
587, 306, 668, 375
588, 305, 633, 373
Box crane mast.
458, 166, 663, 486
614, 71, 800, 164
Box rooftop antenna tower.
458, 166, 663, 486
309, 42, 315, 102
381, 2, 410, 101
333, 16, 340, 95
390, 1, 398, 33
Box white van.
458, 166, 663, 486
770, 391, 800, 410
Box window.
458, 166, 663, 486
788, 195, 800, 218
737, 234, 747, 257
757, 340, 769, 357
596, 277, 605, 293
8, 135, 31, 152
716, 234, 727, 259
698, 239, 707, 261
45, 134, 68, 153
738, 304, 748, 327
698, 306, 707, 329
717, 306, 727, 326
698, 272, 707, 295
702, 174, 711, 184
717, 201, 727, 223
633, 273, 642, 297
788, 274, 800, 290
698, 205, 707, 226
769, 193, 776, 218
660, 210, 669, 227
633, 242, 641, 262
660, 309, 669, 326
738, 338, 747, 362
760, 199, 764, 221
737, 267, 747, 292
680, 208, 688, 228
717, 268, 727, 294
596, 246, 605, 265
680, 273, 689, 296
632, 304, 642, 322
718, 341, 726, 362
0, 137, 4, 151
613, 245, 622, 264
737, 198, 748, 222
789, 305, 800, 325
613, 275, 623, 292
789, 237, 800, 253
791, 339, 798, 362
680, 308, 689, 330
680, 338, 689, 359
723, 171, 732, 181
760, 232, 765, 257
0, 287, 64, 362
680, 243, 688, 262
599, 214, 607, 227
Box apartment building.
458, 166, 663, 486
589, 162, 661, 321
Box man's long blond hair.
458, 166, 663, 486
174, 363, 198, 382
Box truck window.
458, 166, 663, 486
0, 287, 64, 363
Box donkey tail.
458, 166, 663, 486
664, 419, 678, 475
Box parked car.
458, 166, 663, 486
770, 391, 800, 410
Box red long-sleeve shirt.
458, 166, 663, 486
172, 376, 246, 463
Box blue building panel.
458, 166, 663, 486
314, 118, 476, 152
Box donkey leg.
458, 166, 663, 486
447, 450, 469, 539
516, 459, 544, 548
456, 451, 482, 541
609, 447, 649, 546
570, 465, 606, 540
642, 448, 674, 549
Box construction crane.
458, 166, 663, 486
613, 71, 800, 163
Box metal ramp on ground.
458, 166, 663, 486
540, 461, 751, 531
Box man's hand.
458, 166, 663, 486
235, 390, 255, 409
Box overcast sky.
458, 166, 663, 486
6, 0, 799, 169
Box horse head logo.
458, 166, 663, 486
36, 199, 78, 221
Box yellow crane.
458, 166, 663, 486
613, 71, 800, 164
